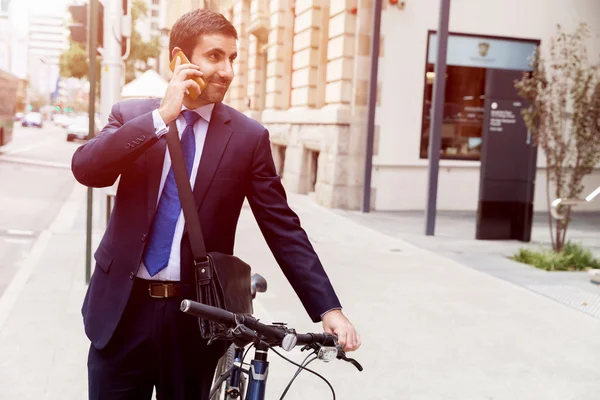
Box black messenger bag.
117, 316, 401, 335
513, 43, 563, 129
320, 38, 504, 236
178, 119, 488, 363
165, 122, 253, 339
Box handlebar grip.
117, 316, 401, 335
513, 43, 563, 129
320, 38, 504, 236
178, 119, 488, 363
295, 332, 336, 346
180, 300, 235, 325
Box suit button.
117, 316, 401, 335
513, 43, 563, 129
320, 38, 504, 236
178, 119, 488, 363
125, 144, 131, 150
141, 233, 147, 242
129, 272, 135, 280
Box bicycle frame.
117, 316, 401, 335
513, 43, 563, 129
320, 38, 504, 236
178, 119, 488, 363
229, 347, 246, 398
244, 341, 270, 400
215, 341, 270, 400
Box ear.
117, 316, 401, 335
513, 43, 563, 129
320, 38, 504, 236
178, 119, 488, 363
171, 46, 182, 61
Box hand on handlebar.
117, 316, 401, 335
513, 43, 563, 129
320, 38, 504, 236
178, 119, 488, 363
321, 309, 361, 352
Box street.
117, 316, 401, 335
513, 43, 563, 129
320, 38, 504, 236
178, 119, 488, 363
0, 124, 599, 399
0, 124, 79, 297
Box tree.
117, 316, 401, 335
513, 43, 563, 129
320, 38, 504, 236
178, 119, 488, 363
58, 39, 101, 102
124, 0, 161, 84
59, 41, 88, 79
59, 0, 160, 85
515, 23, 600, 252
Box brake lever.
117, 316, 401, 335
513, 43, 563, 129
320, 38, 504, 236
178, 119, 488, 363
336, 348, 363, 371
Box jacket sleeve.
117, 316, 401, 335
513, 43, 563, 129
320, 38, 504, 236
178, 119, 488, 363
71, 102, 159, 188
245, 129, 342, 322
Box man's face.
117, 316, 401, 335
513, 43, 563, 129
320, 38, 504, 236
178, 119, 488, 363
175, 33, 237, 108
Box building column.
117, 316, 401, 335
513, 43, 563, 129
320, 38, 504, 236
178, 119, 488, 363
324, 0, 356, 112
228, 0, 250, 112
265, 0, 293, 111
223, 6, 235, 105
289, 0, 323, 108
244, 0, 269, 120
343, 0, 385, 209
305, 0, 363, 209
274, 0, 324, 194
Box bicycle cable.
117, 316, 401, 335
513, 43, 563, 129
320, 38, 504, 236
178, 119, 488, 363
240, 344, 253, 369
279, 353, 318, 400
269, 346, 336, 400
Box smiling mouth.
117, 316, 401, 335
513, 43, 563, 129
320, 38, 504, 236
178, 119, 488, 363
210, 82, 228, 88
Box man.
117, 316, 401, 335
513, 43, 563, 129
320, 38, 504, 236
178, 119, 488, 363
72, 8, 360, 400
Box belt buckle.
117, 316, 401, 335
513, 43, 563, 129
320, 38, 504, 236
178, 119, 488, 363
149, 283, 170, 298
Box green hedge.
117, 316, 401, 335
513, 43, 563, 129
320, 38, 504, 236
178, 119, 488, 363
512, 242, 600, 271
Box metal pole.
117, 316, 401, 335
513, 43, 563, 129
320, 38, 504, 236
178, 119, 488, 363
86, 0, 99, 283
361, 0, 383, 213
100, 0, 123, 128
424, 0, 451, 236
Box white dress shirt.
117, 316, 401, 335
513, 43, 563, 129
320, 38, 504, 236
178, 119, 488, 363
137, 103, 215, 281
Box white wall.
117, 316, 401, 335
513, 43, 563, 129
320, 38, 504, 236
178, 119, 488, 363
374, 0, 600, 211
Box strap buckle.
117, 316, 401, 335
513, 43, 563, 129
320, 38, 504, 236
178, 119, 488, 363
194, 258, 210, 271
194, 258, 212, 284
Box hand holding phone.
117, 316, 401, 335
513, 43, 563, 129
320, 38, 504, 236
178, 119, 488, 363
158, 53, 205, 124
169, 51, 206, 101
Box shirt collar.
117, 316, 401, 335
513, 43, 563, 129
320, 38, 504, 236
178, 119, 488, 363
181, 103, 215, 123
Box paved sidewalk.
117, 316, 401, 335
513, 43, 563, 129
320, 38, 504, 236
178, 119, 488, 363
337, 209, 600, 320
1, 183, 600, 399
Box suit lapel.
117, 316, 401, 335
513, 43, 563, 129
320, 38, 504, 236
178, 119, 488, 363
192, 102, 233, 212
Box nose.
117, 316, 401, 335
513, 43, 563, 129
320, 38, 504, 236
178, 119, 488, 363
218, 60, 234, 81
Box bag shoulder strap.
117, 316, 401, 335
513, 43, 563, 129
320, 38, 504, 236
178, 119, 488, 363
164, 121, 208, 263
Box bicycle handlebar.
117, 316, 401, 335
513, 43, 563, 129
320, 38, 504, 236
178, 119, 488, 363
180, 299, 335, 347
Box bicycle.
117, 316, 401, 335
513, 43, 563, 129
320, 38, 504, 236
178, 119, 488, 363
208, 274, 268, 400
180, 299, 363, 400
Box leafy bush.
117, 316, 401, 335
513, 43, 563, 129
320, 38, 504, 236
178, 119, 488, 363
512, 241, 600, 271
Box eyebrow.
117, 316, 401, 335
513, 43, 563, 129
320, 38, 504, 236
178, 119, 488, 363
205, 48, 237, 58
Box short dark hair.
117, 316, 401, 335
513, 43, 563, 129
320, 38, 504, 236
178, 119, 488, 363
169, 9, 238, 61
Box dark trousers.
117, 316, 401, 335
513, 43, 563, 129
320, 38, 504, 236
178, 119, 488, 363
88, 279, 228, 400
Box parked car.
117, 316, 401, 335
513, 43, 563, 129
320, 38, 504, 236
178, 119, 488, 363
21, 112, 43, 128
66, 116, 100, 142
53, 114, 73, 129
13, 112, 24, 122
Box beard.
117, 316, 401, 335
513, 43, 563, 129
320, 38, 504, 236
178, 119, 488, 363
197, 78, 231, 104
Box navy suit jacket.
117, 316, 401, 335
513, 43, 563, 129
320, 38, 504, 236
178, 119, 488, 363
72, 99, 341, 350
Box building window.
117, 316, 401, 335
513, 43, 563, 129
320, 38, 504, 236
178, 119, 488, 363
420, 64, 487, 161
273, 144, 286, 176
308, 150, 319, 193
419, 31, 538, 161
152, 0, 159, 5
151, 22, 159, 31
1, 0, 10, 13
151, 9, 159, 17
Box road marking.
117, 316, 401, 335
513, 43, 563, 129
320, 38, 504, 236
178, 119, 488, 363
3, 238, 30, 245
0, 183, 84, 334
0, 230, 52, 333
6, 229, 35, 237
3, 139, 55, 156
0, 156, 71, 169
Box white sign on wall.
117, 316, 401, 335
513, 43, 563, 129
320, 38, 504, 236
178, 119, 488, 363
427, 32, 538, 71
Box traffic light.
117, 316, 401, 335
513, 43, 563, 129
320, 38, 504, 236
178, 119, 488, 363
68, 2, 104, 50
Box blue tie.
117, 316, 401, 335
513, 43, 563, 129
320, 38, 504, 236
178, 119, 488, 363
143, 110, 201, 276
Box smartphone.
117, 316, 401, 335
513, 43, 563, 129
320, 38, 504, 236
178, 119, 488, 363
169, 51, 207, 101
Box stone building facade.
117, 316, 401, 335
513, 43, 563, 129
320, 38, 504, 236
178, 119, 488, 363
162, 0, 600, 213
216, 0, 382, 210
